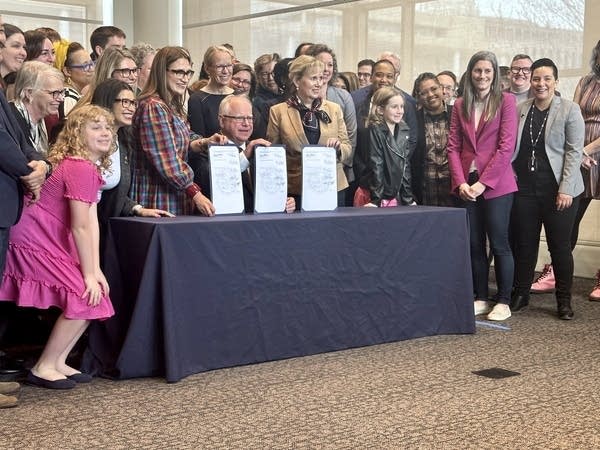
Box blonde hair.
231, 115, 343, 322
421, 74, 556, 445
288, 55, 324, 96
366, 86, 403, 127
49, 104, 115, 171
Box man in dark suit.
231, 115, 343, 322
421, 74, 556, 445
217, 95, 294, 213
0, 15, 49, 408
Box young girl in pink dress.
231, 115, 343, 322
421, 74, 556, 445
0, 105, 115, 389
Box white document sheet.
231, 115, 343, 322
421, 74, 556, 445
254, 145, 288, 213
209, 145, 244, 215
301, 146, 337, 211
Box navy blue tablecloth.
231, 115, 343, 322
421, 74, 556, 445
83, 207, 474, 382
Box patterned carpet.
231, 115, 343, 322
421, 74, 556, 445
1, 277, 600, 449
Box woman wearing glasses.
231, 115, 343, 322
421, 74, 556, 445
131, 46, 219, 216
91, 79, 172, 256
228, 63, 255, 99
9, 61, 64, 156
24, 30, 55, 66
75, 47, 138, 108
56, 42, 95, 117
188, 45, 235, 198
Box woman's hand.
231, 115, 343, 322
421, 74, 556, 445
458, 183, 475, 202
325, 138, 341, 150
556, 193, 573, 211
364, 202, 377, 208
193, 192, 216, 216
469, 181, 486, 198
137, 207, 175, 218
82, 275, 102, 307
582, 154, 597, 170
95, 270, 110, 297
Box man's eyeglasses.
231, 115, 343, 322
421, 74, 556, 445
440, 84, 457, 93
510, 67, 531, 75
114, 98, 138, 109
40, 89, 67, 100
220, 115, 253, 123
168, 69, 195, 79
231, 77, 251, 87
357, 72, 371, 79
112, 68, 140, 78
260, 71, 274, 79
67, 61, 95, 71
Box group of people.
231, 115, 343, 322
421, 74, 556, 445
1, 18, 599, 407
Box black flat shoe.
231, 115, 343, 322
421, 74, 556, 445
26, 372, 76, 390
558, 309, 574, 320
67, 372, 92, 383
510, 294, 530, 312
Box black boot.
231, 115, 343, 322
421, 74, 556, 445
510, 293, 530, 312
557, 297, 574, 320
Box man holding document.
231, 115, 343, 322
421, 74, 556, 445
217, 95, 295, 213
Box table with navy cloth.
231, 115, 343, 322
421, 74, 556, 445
82, 206, 475, 382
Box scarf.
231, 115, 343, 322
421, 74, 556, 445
286, 96, 331, 129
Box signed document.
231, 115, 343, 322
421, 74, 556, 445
301, 146, 337, 211
254, 145, 288, 213
209, 145, 244, 214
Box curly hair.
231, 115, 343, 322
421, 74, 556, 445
49, 104, 115, 171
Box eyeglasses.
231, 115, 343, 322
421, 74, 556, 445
168, 69, 195, 79
220, 115, 253, 123
114, 98, 138, 109
510, 67, 531, 75
67, 61, 95, 71
40, 89, 67, 100
357, 72, 371, 79
112, 68, 140, 78
231, 77, 251, 87
440, 84, 456, 93
213, 64, 233, 72
260, 71, 274, 79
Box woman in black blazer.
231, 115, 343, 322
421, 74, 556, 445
90, 79, 172, 257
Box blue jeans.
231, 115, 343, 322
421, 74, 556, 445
463, 192, 514, 303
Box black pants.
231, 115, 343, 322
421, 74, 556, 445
513, 193, 579, 300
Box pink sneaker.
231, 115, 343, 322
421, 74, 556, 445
531, 264, 555, 293
589, 270, 600, 301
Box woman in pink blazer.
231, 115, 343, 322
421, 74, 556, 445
447, 51, 518, 321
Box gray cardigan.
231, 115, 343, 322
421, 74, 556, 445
513, 95, 585, 197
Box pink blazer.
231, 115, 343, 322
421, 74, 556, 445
447, 92, 518, 199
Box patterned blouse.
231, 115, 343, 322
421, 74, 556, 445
576, 74, 600, 198
130, 95, 197, 215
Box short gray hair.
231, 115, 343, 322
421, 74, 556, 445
15, 60, 64, 101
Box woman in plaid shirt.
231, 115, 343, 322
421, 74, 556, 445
130, 46, 221, 216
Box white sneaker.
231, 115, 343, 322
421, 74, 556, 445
487, 303, 511, 321
474, 300, 492, 316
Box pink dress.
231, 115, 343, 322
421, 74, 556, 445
0, 157, 114, 320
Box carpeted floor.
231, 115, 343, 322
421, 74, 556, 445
1, 277, 600, 449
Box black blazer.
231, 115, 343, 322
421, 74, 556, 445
97, 127, 138, 228
0, 92, 41, 228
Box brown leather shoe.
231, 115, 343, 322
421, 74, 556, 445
0, 394, 18, 409
0, 381, 20, 394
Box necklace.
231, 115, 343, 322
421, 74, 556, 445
528, 104, 550, 172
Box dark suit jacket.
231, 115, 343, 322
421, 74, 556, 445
0, 91, 40, 228
97, 128, 138, 227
